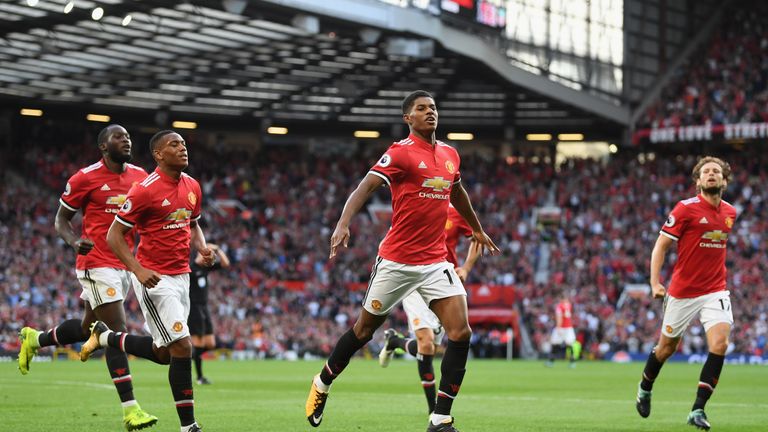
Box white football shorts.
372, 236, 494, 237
131, 273, 191, 347
77, 268, 132, 308
661, 290, 734, 338
550, 327, 576, 345
402, 291, 444, 344
363, 256, 466, 316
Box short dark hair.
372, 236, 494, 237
149, 130, 176, 154
402, 90, 434, 114
691, 156, 732, 191
97, 124, 121, 147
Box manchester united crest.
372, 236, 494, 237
106, 287, 116, 297
724, 216, 733, 229
188, 192, 197, 205
445, 219, 453, 230
445, 160, 455, 174
371, 299, 382, 311
172, 322, 184, 332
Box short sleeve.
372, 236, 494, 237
660, 201, 688, 241
115, 185, 150, 228
59, 171, 89, 211
191, 181, 202, 221
368, 146, 406, 187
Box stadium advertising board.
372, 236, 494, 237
634, 121, 768, 144
441, 0, 507, 30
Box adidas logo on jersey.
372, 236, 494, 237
699, 217, 709, 224
418, 161, 427, 169
100, 184, 111, 191
162, 199, 171, 207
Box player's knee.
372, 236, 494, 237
168, 338, 193, 358
352, 326, 376, 342
709, 338, 729, 355
447, 326, 472, 342
654, 344, 675, 361
153, 347, 171, 364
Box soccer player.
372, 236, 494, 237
635, 156, 737, 431
189, 243, 230, 385
305, 90, 500, 432
81, 130, 214, 432
378, 204, 481, 415
16, 124, 158, 431
545, 292, 576, 367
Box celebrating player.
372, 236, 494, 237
17, 124, 158, 431
81, 130, 213, 432
635, 156, 737, 431
304, 90, 500, 432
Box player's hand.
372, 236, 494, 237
135, 267, 162, 288
199, 247, 215, 267
455, 267, 469, 283
72, 238, 95, 256
651, 282, 666, 299
472, 230, 501, 256
329, 224, 350, 259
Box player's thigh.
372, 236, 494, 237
661, 294, 704, 338
362, 257, 420, 316
77, 268, 130, 309
403, 291, 441, 336
133, 273, 191, 348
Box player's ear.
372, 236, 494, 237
402, 113, 412, 125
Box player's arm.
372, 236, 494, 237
649, 234, 675, 298
54, 203, 94, 255
455, 238, 481, 283
211, 244, 231, 268
329, 173, 385, 259
190, 221, 215, 267
107, 220, 161, 288
450, 182, 500, 256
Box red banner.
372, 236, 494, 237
466, 284, 515, 306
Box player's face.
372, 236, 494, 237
156, 132, 188, 170
697, 161, 727, 195
104, 126, 132, 164
404, 97, 438, 134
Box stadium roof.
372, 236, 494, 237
0, 0, 625, 139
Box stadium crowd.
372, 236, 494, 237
640, 2, 768, 129
1, 125, 767, 361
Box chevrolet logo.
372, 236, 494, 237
422, 176, 452, 192
106, 195, 128, 206
701, 230, 728, 242
166, 208, 191, 222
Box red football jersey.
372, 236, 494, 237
368, 133, 461, 265
556, 301, 573, 329
660, 194, 737, 298
115, 168, 202, 275
445, 204, 472, 267
59, 159, 148, 270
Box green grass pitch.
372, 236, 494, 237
1, 358, 766, 431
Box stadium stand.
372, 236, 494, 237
2, 123, 766, 361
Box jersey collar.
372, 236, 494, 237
154, 166, 180, 183
408, 133, 436, 150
